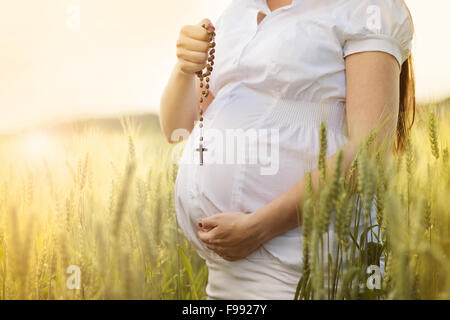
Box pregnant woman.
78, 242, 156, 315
160, 0, 414, 299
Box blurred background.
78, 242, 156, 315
0, 1, 449, 301
0, 0, 449, 134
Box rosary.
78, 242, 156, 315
195, 23, 216, 166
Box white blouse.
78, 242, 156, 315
174, 0, 413, 296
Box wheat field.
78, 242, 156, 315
0, 104, 449, 300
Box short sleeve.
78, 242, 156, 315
340, 0, 414, 66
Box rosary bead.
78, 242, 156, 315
196, 25, 215, 165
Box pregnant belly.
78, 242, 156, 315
174, 86, 348, 267
175, 86, 283, 218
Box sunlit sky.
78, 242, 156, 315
0, 0, 449, 133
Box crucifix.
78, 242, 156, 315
196, 143, 208, 166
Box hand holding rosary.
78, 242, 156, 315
195, 23, 216, 166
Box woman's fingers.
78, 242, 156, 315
198, 228, 217, 244
221, 255, 236, 262
177, 59, 206, 75
205, 243, 236, 255
198, 227, 226, 245
206, 243, 221, 251
181, 23, 210, 42
206, 244, 241, 262
177, 33, 210, 53
199, 215, 219, 230
175, 18, 214, 75
176, 47, 208, 65
206, 244, 232, 259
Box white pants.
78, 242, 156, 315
205, 253, 302, 300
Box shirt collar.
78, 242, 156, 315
251, 0, 298, 15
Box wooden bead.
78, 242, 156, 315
196, 29, 215, 144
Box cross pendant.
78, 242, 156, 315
196, 143, 208, 166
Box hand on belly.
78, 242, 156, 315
197, 211, 263, 261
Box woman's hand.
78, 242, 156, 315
197, 212, 265, 261
176, 19, 215, 75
